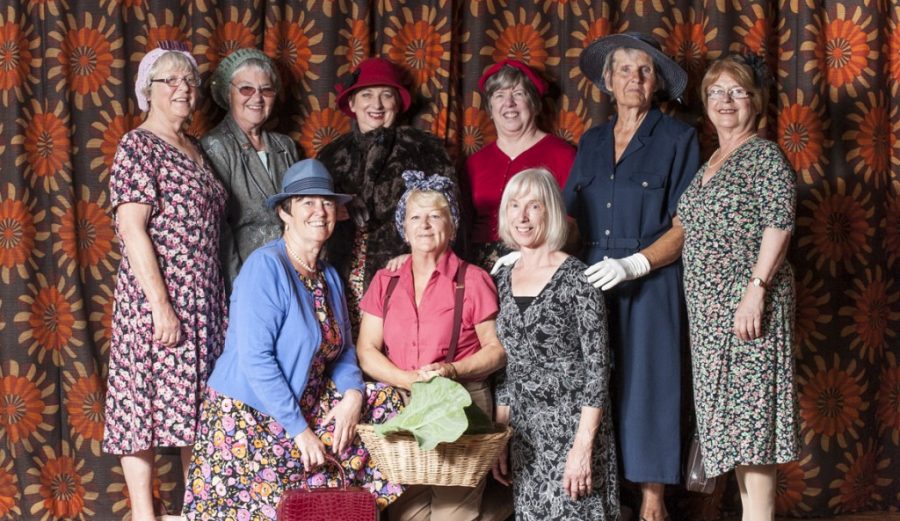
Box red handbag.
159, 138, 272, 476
276, 455, 377, 521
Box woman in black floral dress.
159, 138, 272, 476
678, 55, 798, 521
491, 168, 618, 521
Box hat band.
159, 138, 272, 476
283, 176, 336, 195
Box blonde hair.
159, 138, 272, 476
498, 168, 567, 251
402, 190, 455, 240
140, 51, 199, 111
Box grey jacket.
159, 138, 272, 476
201, 114, 300, 291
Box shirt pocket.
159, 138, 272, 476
627, 170, 666, 190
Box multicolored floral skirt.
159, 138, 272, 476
182, 383, 405, 520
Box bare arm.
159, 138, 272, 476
355, 311, 421, 391
640, 216, 685, 270
116, 202, 180, 347
733, 227, 792, 341
439, 318, 507, 380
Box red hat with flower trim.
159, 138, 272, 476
335, 57, 412, 117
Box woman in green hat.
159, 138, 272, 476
202, 48, 301, 292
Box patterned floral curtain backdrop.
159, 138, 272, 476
0, 0, 896, 518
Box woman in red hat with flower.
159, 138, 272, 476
316, 57, 457, 334
466, 59, 576, 271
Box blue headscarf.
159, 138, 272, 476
394, 170, 460, 240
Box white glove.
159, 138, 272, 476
584, 253, 651, 291
490, 251, 522, 275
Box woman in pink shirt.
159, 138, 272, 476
356, 171, 507, 521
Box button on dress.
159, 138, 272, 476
562, 107, 699, 484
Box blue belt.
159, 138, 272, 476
584, 237, 650, 249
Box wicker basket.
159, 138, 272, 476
357, 424, 512, 487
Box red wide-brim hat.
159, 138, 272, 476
336, 57, 412, 117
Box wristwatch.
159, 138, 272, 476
750, 277, 767, 289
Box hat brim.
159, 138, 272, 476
266, 191, 354, 209
580, 34, 687, 101
336, 80, 411, 118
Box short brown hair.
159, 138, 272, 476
482, 65, 542, 113
700, 55, 767, 116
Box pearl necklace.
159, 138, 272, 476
285, 240, 317, 273
708, 133, 755, 171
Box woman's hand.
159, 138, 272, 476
734, 285, 765, 341
492, 441, 512, 486
293, 428, 327, 472
151, 302, 181, 347
323, 390, 363, 455
417, 362, 457, 380
385, 254, 410, 271
563, 443, 593, 501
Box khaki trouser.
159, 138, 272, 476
387, 380, 492, 521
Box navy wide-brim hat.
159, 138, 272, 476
265, 159, 353, 208
580, 32, 688, 101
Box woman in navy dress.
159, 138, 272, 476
563, 33, 699, 521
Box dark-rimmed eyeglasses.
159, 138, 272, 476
230, 83, 277, 98
150, 75, 201, 88
706, 87, 751, 100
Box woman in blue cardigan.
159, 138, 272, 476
183, 159, 405, 520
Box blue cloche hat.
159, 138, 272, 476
265, 159, 353, 208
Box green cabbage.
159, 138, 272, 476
374, 377, 494, 449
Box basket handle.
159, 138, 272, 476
299, 454, 349, 491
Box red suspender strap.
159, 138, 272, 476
445, 262, 468, 363
380, 262, 467, 364
382, 276, 400, 316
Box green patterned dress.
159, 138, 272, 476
677, 136, 800, 477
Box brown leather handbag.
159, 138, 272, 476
276, 455, 377, 521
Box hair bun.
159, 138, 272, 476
735, 52, 770, 90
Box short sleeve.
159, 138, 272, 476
464, 266, 499, 325
359, 270, 390, 318
109, 131, 159, 211
756, 142, 796, 231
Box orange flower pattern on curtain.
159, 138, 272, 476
0, 0, 895, 518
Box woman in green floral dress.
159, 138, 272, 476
677, 55, 799, 521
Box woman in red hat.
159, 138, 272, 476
316, 57, 457, 335
465, 59, 576, 271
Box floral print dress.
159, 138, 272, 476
103, 128, 227, 454
182, 271, 405, 520
678, 136, 800, 477
494, 257, 619, 521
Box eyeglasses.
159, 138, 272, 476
150, 75, 201, 88
230, 83, 277, 98
707, 87, 751, 100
